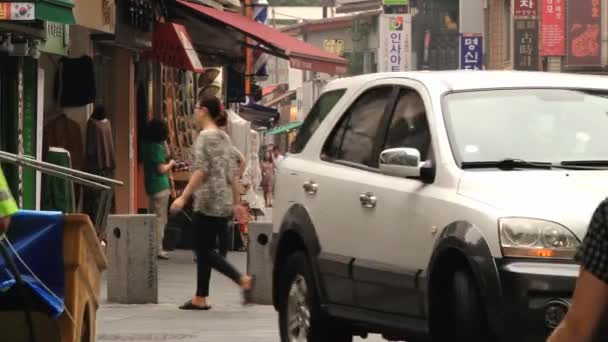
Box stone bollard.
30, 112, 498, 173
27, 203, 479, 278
106, 215, 158, 304
246, 220, 274, 305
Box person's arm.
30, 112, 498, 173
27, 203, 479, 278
547, 270, 608, 342
157, 160, 175, 175
548, 200, 608, 342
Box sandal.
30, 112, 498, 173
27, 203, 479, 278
179, 300, 212, 311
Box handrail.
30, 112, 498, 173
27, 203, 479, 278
0, 150, 122, 190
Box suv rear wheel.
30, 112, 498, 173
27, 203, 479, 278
278, 251, 352, 342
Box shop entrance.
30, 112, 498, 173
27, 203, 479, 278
412, 0, 460, 70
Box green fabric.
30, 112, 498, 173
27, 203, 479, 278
0, 167, 17, 218
42, 150, 73, 213
37, 0, 76, 25
141, 141, 170, 196
264, 121, 303, 135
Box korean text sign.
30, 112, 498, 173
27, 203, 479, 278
541, 0, 565, 56
514, 19, 539, 70
460, 35, 483, 70
378, 14, 412, 72
566, 0, 601, 66
514, 0, 538, 18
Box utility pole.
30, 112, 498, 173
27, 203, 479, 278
322, 0, 328, 18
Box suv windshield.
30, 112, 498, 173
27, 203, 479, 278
291, 89, 346, 154
443, 89, 608, 166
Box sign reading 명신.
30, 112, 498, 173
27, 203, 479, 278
460, 34, 483, 70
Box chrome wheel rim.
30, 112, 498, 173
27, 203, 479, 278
287, 274, 311, 342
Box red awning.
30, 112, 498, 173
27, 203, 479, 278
177, 0, 348, 75
151, 22, 204, 73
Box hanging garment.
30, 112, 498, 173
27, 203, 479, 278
83, 118, 116, 236
55, 56, 96, 107
42, 148, 75, 213
42, 114, 84, 171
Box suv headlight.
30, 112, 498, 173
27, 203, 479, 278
499, 218, 580, 259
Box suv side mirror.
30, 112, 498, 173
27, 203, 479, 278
379, 148, 425, 178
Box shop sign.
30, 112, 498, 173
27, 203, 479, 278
0, 2, 35, 21
566, 0, 601, 67
378, 13, 412, 72
40, 22, 69, 56
323, 39, 345, 56
514, 19, 539, 70
513, 0, 537, 18
540, 0, 565, 56
459, 34, 483, 70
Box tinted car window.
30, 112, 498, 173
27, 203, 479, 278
291, 89, 346, 154
323, 86, 393, 167
384, 89, 431, 160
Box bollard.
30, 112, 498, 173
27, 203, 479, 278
106, 215, 158, 304
246, 220, 274, 305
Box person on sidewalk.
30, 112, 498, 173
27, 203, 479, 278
0, 166, 18, 235
547, 199, 608, 342
261, 150, 274, 208
171, 96, 252, 310
141, 119, 175, 260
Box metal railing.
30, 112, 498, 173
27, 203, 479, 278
0, 150, 123, 238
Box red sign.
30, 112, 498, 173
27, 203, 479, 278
566, 0, 602, 66
514, 0, 538, 18
540, 0, 565, 56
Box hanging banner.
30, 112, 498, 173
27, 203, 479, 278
459, 34, 483, 70
514, 19, 539, 70
378, 14, 412, 72
566, 0, 601, 67
540, 0, 565, 56
513, 0, 538, 18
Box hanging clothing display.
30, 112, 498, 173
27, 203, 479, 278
55, 56, 96, 107
83, 117, 116, 236
42, 114, 84, 171
243, 130, 264, 210
42, 148, 75, 213
227, 109, 251, 159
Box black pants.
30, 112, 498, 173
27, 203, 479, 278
193, 213, 242, 297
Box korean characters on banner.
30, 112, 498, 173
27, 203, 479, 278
540, 0, 565, 56
378, 14, 412, 72
566, 0, 601, 67
513, 0, 538, 18
460, 35, 483, 70
514, 19, 539, 70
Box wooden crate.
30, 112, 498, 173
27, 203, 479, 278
59, 214, 107, 342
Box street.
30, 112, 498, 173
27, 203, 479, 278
97, 250, 385, 342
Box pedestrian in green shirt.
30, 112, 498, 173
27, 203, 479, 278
141, 119, 175, 260
0, 166, 18, 235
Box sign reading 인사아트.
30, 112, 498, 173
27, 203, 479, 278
460, 34, 483, 70
378, 13, 412, 72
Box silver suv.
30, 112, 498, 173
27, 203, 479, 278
271, 71, 608, 342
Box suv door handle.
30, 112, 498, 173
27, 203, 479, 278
303, 181, 318, 195
359, 192, 377, 209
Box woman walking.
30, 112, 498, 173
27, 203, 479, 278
261, 150, 274, 208
171, 96, 252, 310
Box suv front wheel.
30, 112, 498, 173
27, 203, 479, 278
278, 251, 352, 342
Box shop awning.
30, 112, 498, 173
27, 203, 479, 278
0, 1, 75, 24
264, 121, 303, 135
263, 90, 296, 107
150, 22, 204, 73
177, 0, 348, 75
37, 0, 76, 24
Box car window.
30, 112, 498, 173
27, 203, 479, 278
383, 88, 432, 160
291, 89, 346, 154
323, 86, 393, 167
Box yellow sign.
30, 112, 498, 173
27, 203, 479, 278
324, 39, 345, 56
